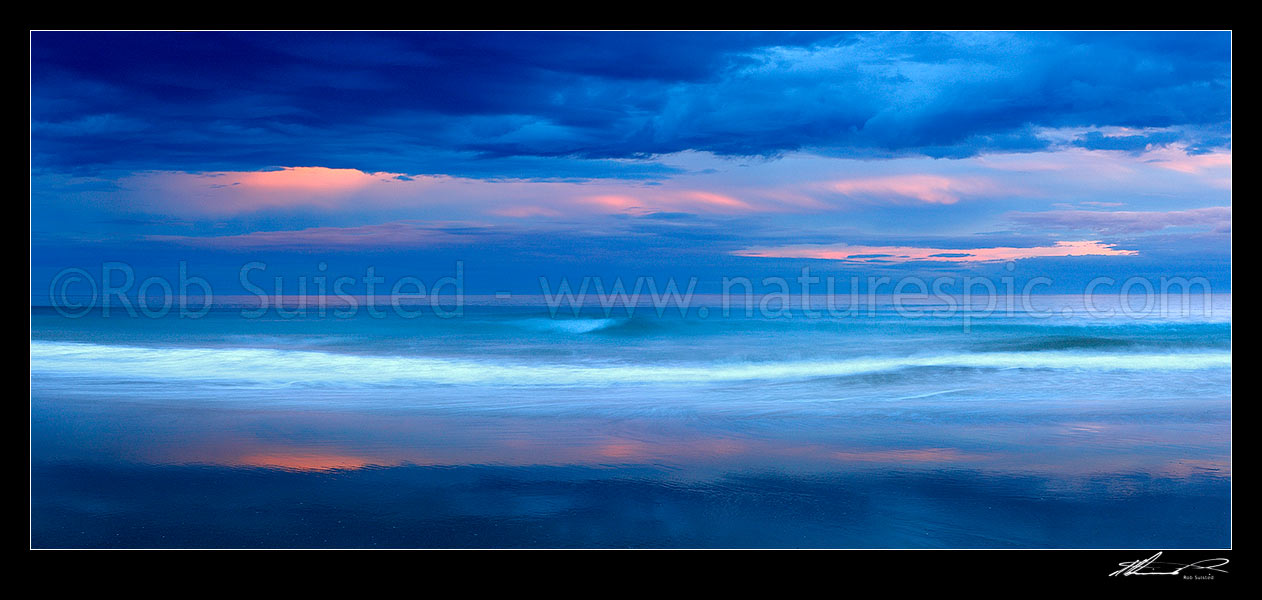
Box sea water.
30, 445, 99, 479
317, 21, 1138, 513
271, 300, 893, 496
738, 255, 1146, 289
29, 297, 1231, 548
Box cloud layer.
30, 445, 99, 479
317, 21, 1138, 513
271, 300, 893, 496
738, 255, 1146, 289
32, 32, 1231, 176
29, 32, 1232, 292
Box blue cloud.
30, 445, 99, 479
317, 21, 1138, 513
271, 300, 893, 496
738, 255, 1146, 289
32, 31, 1230, 176
1072, 131, 1185, 151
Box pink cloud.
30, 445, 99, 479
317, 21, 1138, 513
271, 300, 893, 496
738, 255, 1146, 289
222, 166, 406, 191
148, 220, 489, 250
1009, 206, 1231, 235
1142, 147, 1232, 175
73, 146, 1232, 232
735, 240, 1138, 263
113, 166, 777, 219
582, 194, 644, 212
579, 190, 756, 214
977, 145, 1232, 196
124, 167, 428, 215
679, 191, 754, 210
828, 175, 1000, 204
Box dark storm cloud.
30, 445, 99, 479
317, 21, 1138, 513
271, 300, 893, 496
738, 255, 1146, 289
31, 31, 1231, 176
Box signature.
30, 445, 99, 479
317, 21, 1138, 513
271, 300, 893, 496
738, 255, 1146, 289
1109, 552, 1229, 577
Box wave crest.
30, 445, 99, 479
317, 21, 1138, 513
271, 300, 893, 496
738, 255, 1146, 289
30, 341, 1232, 388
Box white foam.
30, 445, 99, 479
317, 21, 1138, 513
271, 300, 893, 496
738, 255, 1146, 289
29, 340, 1233, 388
509, 317, 624, 334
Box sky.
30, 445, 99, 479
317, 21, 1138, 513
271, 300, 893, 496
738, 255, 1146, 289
30, 31, 1231, 299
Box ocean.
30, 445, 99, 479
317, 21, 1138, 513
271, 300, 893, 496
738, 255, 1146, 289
29, 296, 1232, 548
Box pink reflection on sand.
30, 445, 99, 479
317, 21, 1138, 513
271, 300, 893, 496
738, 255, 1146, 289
1161, 458, 1231, 478
110, 410, 1227, 482
831, 447, 977, 463
487, 205, 563, 218
233, 451, 389, 472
